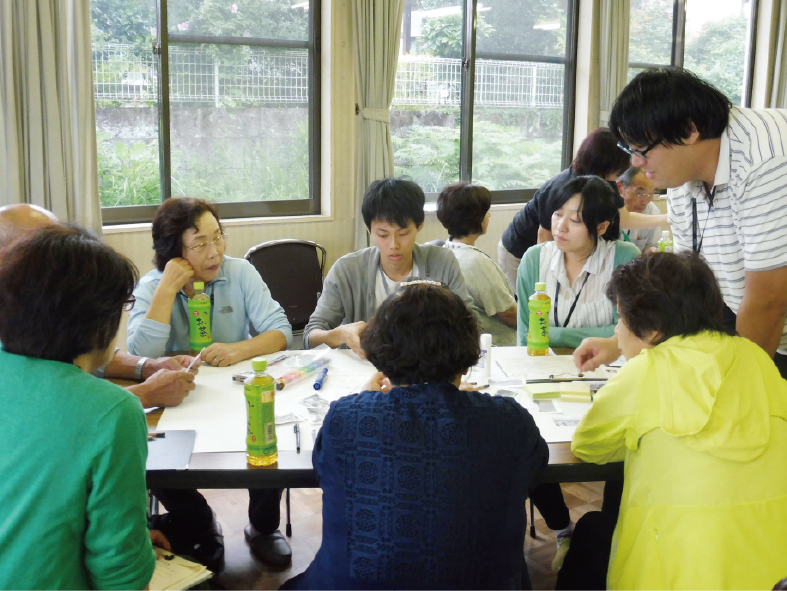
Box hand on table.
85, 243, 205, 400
158, 258, 195, 294
341, 321, 367, 358
202, 342, 244, 367
145, 354, 201, 378
138, 369, 195, 408
573, 336, 621, 373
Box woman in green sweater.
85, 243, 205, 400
517, 175, 641, 349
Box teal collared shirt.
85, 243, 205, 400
127, 256, 293, 358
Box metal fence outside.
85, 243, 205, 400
93, 43, 564, 108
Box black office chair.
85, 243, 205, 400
244, 239, 326, 536
244, 239, 327, 340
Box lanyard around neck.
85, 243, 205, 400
692, 185, 716, 253
554, 273, 591, 328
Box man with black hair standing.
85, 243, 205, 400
576, 68, 787, 378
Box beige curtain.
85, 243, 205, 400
766, 0, 787, 107
352, 0, 405, 249
0, 0, 102, 232
597, 0, 630, 127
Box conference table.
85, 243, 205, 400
141, 347, 623, 489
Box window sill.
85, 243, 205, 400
102, 212, 336, 234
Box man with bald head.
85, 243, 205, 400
0, 204, 197, 408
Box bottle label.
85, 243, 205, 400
188, 298, 212, 351
527, 300, 551, 350
245, 382, 277, 458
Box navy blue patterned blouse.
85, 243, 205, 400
284, 383, 548, 590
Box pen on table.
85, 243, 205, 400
147, 432, 166, 440
294, 424, 301, 453
184, 348, 205, 372
313, 367, 329, 390
267, 354, 289, 368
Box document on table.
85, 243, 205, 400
149, 552, 212, 591
496, 355, 610, 382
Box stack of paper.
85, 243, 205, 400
523, 382, 561, 400
560, 382, 592, 402
149, 552, 213, 591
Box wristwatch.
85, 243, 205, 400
135, 357, 149, 381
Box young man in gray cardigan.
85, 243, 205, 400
305, 179, 478, 355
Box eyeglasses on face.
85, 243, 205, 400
630, 188, 654, 200
617, 139, 661, 160
184, 233, 228, 254
122, 295, 136, 312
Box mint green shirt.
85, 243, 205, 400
0, 350, 155, 590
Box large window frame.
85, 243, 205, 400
102, 0, 322, 225
420, 0, 579, 204
629, 0, 759, 107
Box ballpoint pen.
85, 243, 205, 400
185, 348, 205, 372
294, 424, 301, 453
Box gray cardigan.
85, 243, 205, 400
304, 243, 477, 348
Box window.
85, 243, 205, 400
92, 0, 321, 224
392, 0, 578, 201
628, 0, 757, 107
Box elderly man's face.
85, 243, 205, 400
618, 172, 656, 214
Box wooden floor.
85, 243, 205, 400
195, 482, 605, 590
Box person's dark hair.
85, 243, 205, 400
609, 68, 732, 149
152, 197, 223, 271
436, 182, 492, 239
361, 178, 426, 230
360, 281, 480, 385
571, 127, 630, 179
551, 175, 620, 250
607, 252, 734, 345
0, 225, 139, 363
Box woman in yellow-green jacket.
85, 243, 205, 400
559, 252, 787, 590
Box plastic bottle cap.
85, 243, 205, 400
535, 282, 546, 291
251, 357, 268, 372
661, 231, 670, 240
193, 281, 205, 290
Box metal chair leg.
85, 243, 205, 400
285, 488, 292, 537
529, 498, 536, 538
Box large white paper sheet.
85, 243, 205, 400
495, 355, 610, 382
155, 350, 376, 453
155, 347, 597, 452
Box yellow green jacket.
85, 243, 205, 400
572, 332, 787, 590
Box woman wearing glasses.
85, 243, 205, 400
127, 196, 294, 573
127, 196, 292, 365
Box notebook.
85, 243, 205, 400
149, 551, 212, 591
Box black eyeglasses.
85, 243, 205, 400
122, 295, 136, 312
617, 139, 661, 160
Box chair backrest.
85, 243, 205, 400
244, 239, 326, 332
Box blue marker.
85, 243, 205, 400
313, 367, 328, 390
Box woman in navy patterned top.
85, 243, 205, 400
283, 281, 548, 590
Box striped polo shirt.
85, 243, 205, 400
668, 106, 787, 350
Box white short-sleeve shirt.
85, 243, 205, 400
443, 241, 517, 345
667, 107, 787, 350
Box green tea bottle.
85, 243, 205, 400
527, 282, 551, 356
245, 358, 278, 466
658, 230, 673, 252
188, 281, 212, 356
